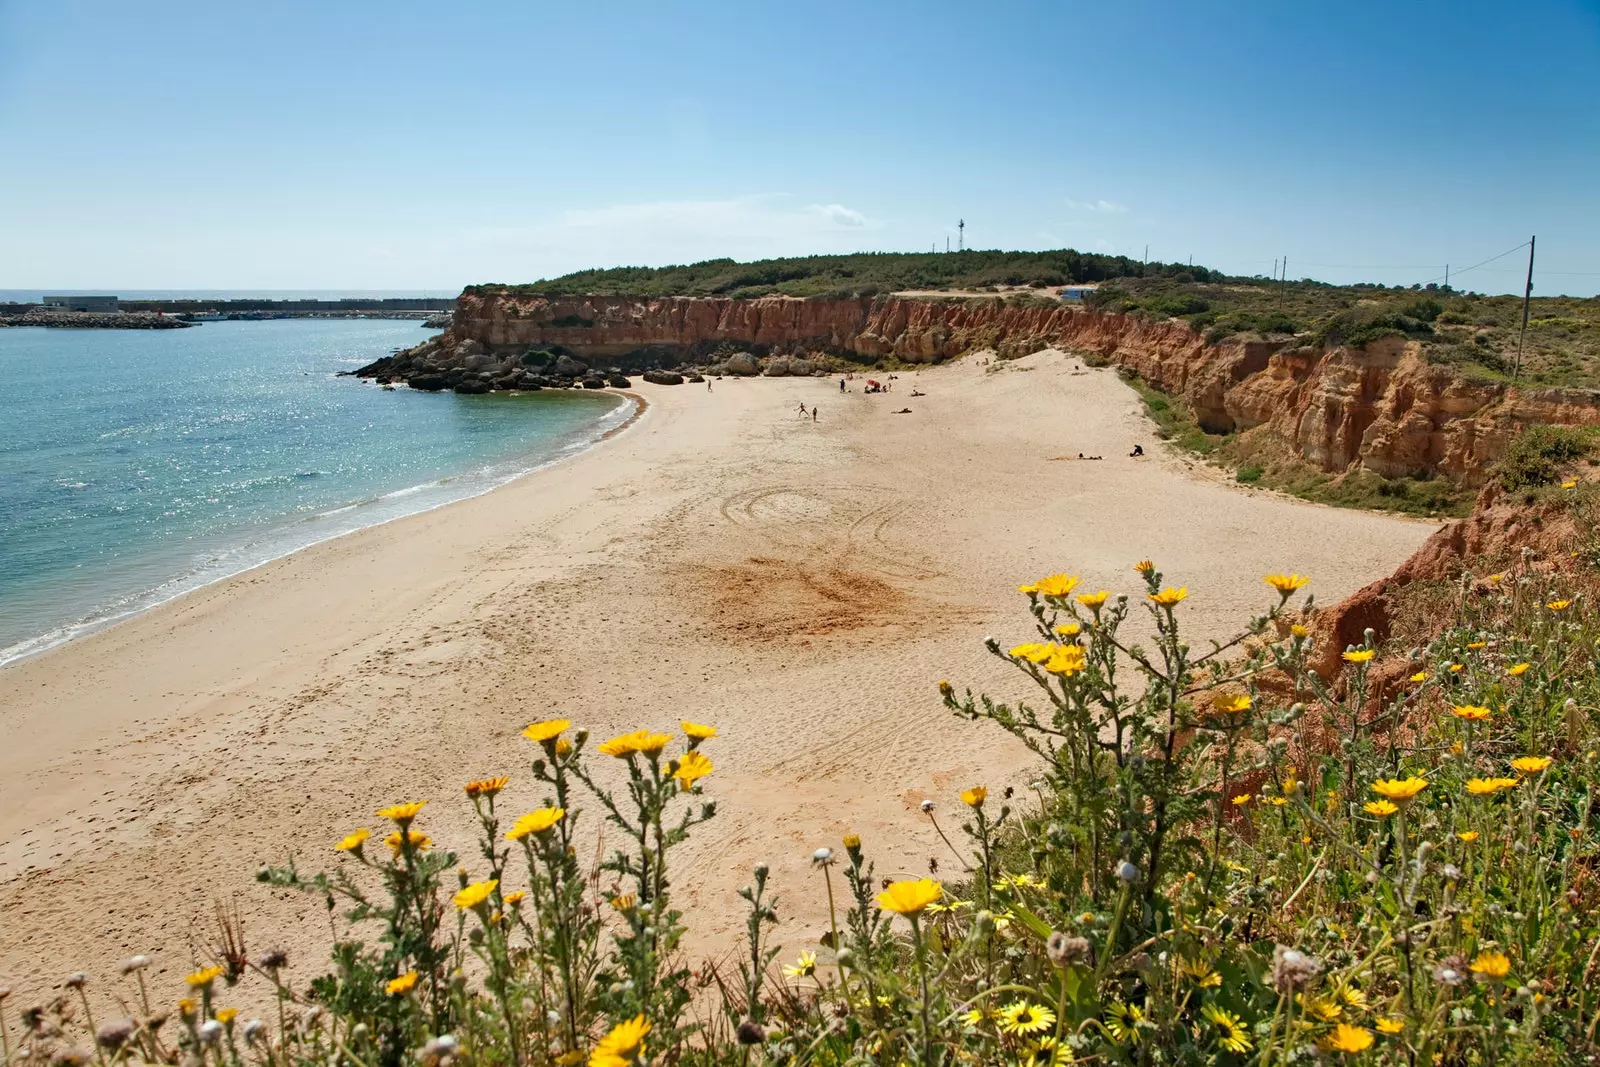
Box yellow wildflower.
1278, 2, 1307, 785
506, 807, 566, 840
185, 966, 225, 989
1466, 640, 1487, 650
673, 750, 714, 789
1077, 589, 1110, 609
1507, 662, 1530, 676
1471, 951, 1511, 980
1563, 479, 1579, 489
1009, 642, 1054, 664
1231, 794, 1251, 805
1054, 622, 1081, 637
876, 878, 943, 916
503, 891, 526, 906
1364, 799, 1398, 817
610, 894, 636, 912
1149, 586, 1188, 606
384, 829, 430, 855
1342, 648, 1375, 663
843, 833, 861, 849
1457, 831, 1480, 842
1269, 796, 1288, 807
590, 1015, 650, 1067
176, 998, 197, 1019
783, 950, 817, 978
1134, 560, 1155, 574
961, 786, 988, 808
1321, 1024, 1373, 1053
453, 879, 498, 911
376, 801, 428, 825
1376, 1017, 1404, 1035
1213, 693, 1252, 714
1300, 995, 1342, 1022
998, 1001, 1056, 1036
1449, 662, 1464, 673
1290, 623, 1310, 638
1409, 671, 1428, 683
597, 729, 672, 758
1043, 644, 1088, 676
1033, 573, 1080, 598
464, 776, 509, 798
1203, 1004, 1252, 1053
336, 828, 370, 852
522, 718, 570, 743
1511, 755, 1553, 774
1371, 776, 1428, 802
386, 971, 419, 995
1263, 573, 1310, 595
1487, 573, 1504, 583
1450, 704, 1491, 721
554, 737, 573, 757
215, 1008, 238, 1025
1548, 599, 1572, 611
681, 720, 718, 741
1469, 776, 1521, 795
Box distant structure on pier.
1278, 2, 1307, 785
42, 294, 119, 313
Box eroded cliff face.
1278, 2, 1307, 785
373, 290, 1600, 486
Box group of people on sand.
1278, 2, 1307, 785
797, 402, 817, 422
1072, 445, 1145, 461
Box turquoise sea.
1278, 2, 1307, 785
0, 319, 629, 664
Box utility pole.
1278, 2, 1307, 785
1143, 244, 1149, 266
1272, 257, 1278, 282
958, 219, 965, 252
945, 236, 950, 253
1513, 235, 1536, 380
1444, 264, 1449, 290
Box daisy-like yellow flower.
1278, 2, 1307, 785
1290, 623, 1310, 638
1409, 671, 1428, 683
1448, 662, 1464, 673
336, 828, 371, 852
1032, 573, 1080, 598
1043, 644, 1088, 676
1342, 648, 1375, 663
843, 833, 861, 849
215, 1008, 238, 1025
1457, 831, 1480, 842
597, 729, 672, 758
522, 718, 570, 743
1300, 995, 1342, 1023
681, 721, 718, 741
176, 998, 197, 1019
384, 829, 430, 855
1467, 777, 1519, 795
1375, 1017, 1404, 1035
1268, 796, 1288, 807
385, 971, 418, 996
1511, 755, 1553, 774
1077, 589, 1110, 609
185, 966, 225, 989
1563, 479, 1579, 490
377, 801, 427, 825
1009, 642, 1054, 664
506, 807, 566, 840
610, 894, 636, 913
783, 950, 817, 978
1321, 1024, 1373, 1053
1470, 951, 1511, 980
1149, 586, 1188, 606
1263, 573, 1310, 595
503, 891, 526, 906
453, 878, 498, 911
1371, 776, 1428, 802
590, 1014, 651, 1067
1548, 599, 1572, 611
1487, 573, 1504, 583
464, 776, 509, 798
673, 750, 714, 789
1450, 704, 1491, 721
1203, 1004, 1252, 1054
961, 786, 988, 808
1054, 622, 1081, 637
1466, 640, 1487, 650
1176, 956, 1222, 988
1213, 693, 1253, 714
997, 1001, 1056, 1036
1134, 560, 1155, 574
1364, 799, 1398, 817
1507, 662, 1531, 676
1231, 794, 1252, 805
876, 878, 943, 916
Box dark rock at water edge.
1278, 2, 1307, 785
453, 380, 490, 395
642, 370, 685, 386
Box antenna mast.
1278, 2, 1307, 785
958, 219, 965, 252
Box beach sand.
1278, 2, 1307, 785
0, 349, 1437, 1001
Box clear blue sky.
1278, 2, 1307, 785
2, 0, 1597, 295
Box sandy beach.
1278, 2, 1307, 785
0, 349, 1437, 1002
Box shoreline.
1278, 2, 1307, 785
0, 351, 1439, 1002
0, 389, 640, 669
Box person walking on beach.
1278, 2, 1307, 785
839, 378, 846, 392
707, 378, 712, 392
798, 402, 808, 418
811, 406, 818, 422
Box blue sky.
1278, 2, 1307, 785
2, 0, 1597, 295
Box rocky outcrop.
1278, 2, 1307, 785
357, 289, 1600, 485
0, 310, 192, 329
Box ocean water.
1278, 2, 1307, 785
0, 319, 629, 664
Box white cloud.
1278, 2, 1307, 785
807, 203, 867, 227
1065, 197, 1130, 215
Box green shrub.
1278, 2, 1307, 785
1497, 424, 1597, 489
1236, 464, 1264, 483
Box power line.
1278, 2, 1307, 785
1417, 240, 1530, 286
